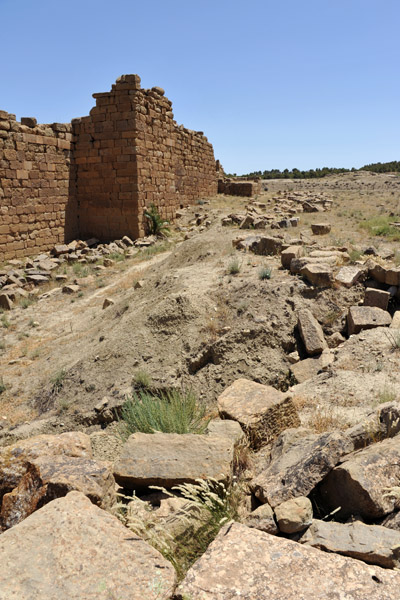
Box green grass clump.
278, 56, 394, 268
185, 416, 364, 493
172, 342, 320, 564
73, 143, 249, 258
50, 368, 67, 394
72, 263, 90, 277
1, 314, 10, 329
119, 389, 209, 439
133, 369, 152, 389
258, 266, 272, 280
360, 215, 400, 240
227, 258, 241, 275
108, 252, 126, 262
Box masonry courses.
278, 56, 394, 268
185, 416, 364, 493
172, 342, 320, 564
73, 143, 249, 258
0, 74, 217, 262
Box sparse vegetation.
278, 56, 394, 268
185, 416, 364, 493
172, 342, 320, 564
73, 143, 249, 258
133, 369, 152, 390
119, 389, 210, 439
385, 329, 400, 352
227, 258, 241, 275
144, 204, 170, 237
108, 252, 126, 262
360, 215, 400, 240
72, 263, 90, 277
348, 248, 362, 263
258, 266, 272, 280
1, 314, 10, 329
0, 377, 7, 394
50, 368, 67, 395
20, 297, 35, 309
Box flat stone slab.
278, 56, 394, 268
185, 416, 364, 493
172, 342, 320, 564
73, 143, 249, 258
348, 306, 391, 335
299, 519, 400, 569
177, 522, 400, 599
0, 491, 176, 599
335, 265, 365, 288
297, 309, 327, 355
113, 432, 234, 490
217, 378, 300, 449
300, 263, 334, 287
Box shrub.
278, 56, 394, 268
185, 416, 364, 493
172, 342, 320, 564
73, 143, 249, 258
144, 204, 170, 237
133, 369, 152, 390
385, 329, 400, 351
119, 388, 209, 439
227, 258, 241, 275
50, 368, 67, 394
258, 266, 272, 280
360, 215, 400, 240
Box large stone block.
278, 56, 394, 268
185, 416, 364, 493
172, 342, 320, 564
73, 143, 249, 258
217, 378, 300, 449
297, 309, 327, 356
113, 432, 234, 490
348, 305, 391, 335
0, 491, 176, 599
177, 522, 400, 599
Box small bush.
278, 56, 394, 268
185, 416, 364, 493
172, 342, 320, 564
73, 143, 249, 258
1, 314, 10, 329
258, 266, 272, 280
348, 249, 362, 264
227, 258, 241, 275
119, 389, 209, 439
144, 204, 170, 237
50, 368, 67, 394
20, 297, 35, 309
385, 329, 400, 351
133, 369, 152, 390
72, 263, 90, 277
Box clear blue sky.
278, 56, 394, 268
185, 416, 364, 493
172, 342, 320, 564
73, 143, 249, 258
1, 0, 399, 174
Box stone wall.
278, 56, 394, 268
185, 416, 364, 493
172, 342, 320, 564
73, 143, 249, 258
0, 74, 217, 261
73, 75, 217, 241
0, 112, 76, 261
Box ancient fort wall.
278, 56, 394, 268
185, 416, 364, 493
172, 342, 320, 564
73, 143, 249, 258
0, 75, 217, 261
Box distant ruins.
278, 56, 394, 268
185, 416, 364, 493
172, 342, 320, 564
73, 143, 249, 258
0, 75, 217, 261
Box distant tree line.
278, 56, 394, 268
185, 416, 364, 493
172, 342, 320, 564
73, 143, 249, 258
226, 160, 399, 179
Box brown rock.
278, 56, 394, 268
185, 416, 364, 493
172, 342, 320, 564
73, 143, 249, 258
281, 245, 304, 269
252, 430, 353, 508
311, 223, 331, 235
364, 288, 390, 310
299, 519, 400, 569
177, 522, 400, 599
245, 502, 278, 534
113, 432, 234, 490
274, 496, 313, 533
319, 436, 400, 520
0, 293, 13, 310
348, 305, 391, 335
217, 378, 300, 449
300, 263, 333, 287
297, 309, 327, 355
0, 492, 176, 599
335, 265, 365, 288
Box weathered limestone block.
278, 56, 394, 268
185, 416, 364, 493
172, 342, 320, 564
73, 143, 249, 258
274, 496, 313, 533
217, 378, 300, 449
299, 519, 400, 569
311, 222, 331, 235
319, 436, 400, 520
206, 419, 245, 445
113, 432, 234, 490
364, 287, 390, 310
300, 263, 334, 287
290, 349, 334, 383
0, 492, 176, 599
348, 305, 391, 335
335, 265, 365, 288
177, 522, 400, 600
252, 430, 353, 508
297, 309, 327, 355
281, 245, 304, 269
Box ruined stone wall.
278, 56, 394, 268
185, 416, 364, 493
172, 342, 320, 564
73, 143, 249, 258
0, 74, 217, 260
74, 75, 217, 240
0, 111, 76, 261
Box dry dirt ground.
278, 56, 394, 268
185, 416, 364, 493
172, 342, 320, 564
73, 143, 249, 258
1, 171, 400, 443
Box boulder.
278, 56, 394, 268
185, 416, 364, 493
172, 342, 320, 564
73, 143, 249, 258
335, 265, 365, 288
206, 419, 245, 445
244, 502, 278, 535
348, 306, 391, 335
217, 378, 300, 449
0, 293, 13, 310
297, 309, 327, 356
311, 223, 331, 235
251, 430, 353, 508
290, 350, 333, 383
274, 496, 313, 533
381, 511, 400, 531
299, 519, 400, 569
364, 288, 390, 310
319, 436, 400, 520
176, 522, 400, 600
113, 432, 234, 490
390, 311, 400, 328
0, 492, 176, 599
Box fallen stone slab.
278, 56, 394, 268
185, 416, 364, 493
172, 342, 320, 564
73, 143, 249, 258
0, 492, 176, 600
299, 519, 400, 569
206, 419, 245, 446
290, 350, 334, 383
300, 263, 334, 287
251, 430, 353, 508
348, 305, 392, 335
281, 245, 304, 269
335, 265, 365, 288
364, 287, 390, 310
113, 432, 234, 490
217, 378, 300, 449
297, 309, 327, 356
176, 522, 400, 600
319, 436, 400, 520
62, 284, 80, 294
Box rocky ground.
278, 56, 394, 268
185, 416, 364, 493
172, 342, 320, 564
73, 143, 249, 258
1, 170, 400, 598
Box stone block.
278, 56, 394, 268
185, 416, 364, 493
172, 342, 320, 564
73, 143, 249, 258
311, 222, 331, 235
217, 378, 300, 449
364, 287, 390, 310
297, 309, 327, 355
347, 306, 391, 335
